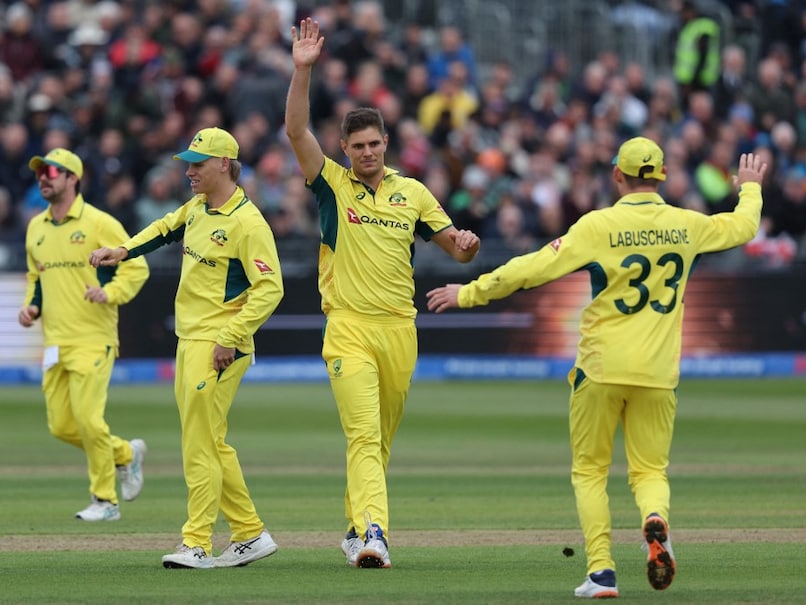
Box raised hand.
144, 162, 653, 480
290, 17, 325, 68
733, 153, 768, 189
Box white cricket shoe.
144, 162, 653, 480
162, 544, 212, 569
356, 518, 391, 568
574, 569, 619, 598
341, 528, 364, 566
117, 438, 147, 501
75, 496, 120, 521
213, 530, 278, 568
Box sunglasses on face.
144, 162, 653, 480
36, 164, 67, 179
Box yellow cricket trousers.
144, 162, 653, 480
174, 339, 263, 555
42, 344, 133, 504
322, 310, 417, 540
568, 368, 676, 575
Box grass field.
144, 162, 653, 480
0, 378, 804, 604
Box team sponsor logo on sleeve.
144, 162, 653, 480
550, 237, 562, 252
254, 259, 274, 274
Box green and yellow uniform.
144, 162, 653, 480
122, 186, 283, 553
458, 183, 762, 574
23, 195, 149, 503
311, 156, 452, 537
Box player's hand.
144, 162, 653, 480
89, 246, 128, 267
213, 344, 236, 371
84, 284, 108, 304
733, 153, 768, 189
290, 17, 324, 68
450, 229, 481, 253
18, 305, 39, 327
426, 284, 462, 314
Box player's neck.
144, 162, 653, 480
205, 183, 238, 209
48, 195, 75, 223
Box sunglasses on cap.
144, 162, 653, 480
36, 164, 68, 179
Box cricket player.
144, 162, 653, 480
427, 139, 766, 597
19, 148, 150, 521
89, 127, 284, 569
285, 18, 481, 569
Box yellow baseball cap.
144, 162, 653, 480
28, 148, 84, 179
173, 127, 239, 162
613, 136, 666, 181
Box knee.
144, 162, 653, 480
47, 418, 75, 442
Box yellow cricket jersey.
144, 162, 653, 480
458, 184, 763, 388
122, 186, 283, 351
24, 194, 149, 349
310, 157, 453, 319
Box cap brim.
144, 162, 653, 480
28, 157, 74, 174
173, 150, 215, 162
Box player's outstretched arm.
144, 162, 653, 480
89, 246, 129, 267
426, 283, 464, 313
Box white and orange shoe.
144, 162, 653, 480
643, 513, 676, 590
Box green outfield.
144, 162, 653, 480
0, 379, 804, 604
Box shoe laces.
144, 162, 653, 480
364, 511, 377, 541
363, 511, 387, 546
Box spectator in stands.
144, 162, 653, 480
747, 57, 796, 133
694, 138, 738, 213
426, 24, 480, 93
522, 75, 567, 132
0, 2, 45, 85
309, 57, 350, 128
569, 60, 608, 118
772, 168, 806, 242
673, 0, 721, 109
593, 74, 648, 138
327, 0, 387, 79
448, 164, 491, 234
0, 122, 35, 206
713, 44, 751, 120
490, 193, 538, 254
134, 165, 182, 231
418, 61, 479, 139
400, 63, 432, 122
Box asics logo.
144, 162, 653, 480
233, 537, 260, 555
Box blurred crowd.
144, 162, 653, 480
1, 0, 806, 273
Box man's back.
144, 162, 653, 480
562, 190, 759, 387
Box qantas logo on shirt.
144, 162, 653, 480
254, 259, 273, 274
183, 246, 217, 267
550, 238, 562, 252
36, 260, 86, 271
346, 208, 410, 231
70, 231, 86, 244
210, 229, 228, 246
